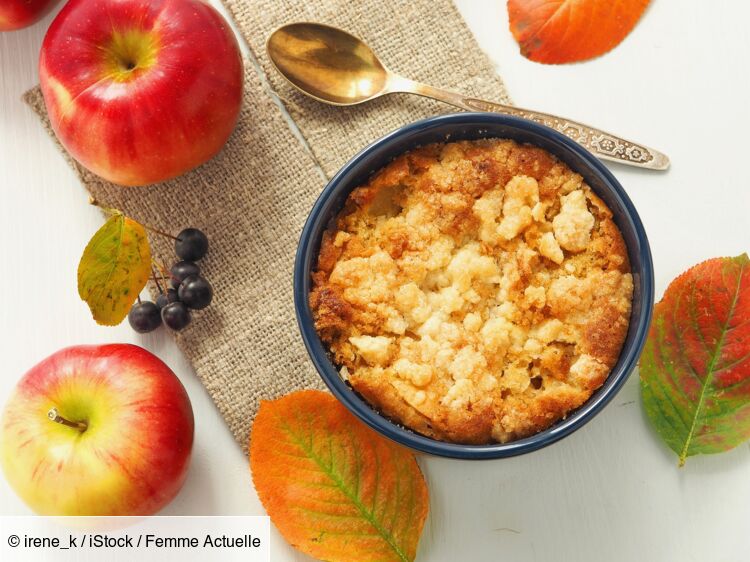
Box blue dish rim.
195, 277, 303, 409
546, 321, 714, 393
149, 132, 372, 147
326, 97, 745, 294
294, 112, 654, 460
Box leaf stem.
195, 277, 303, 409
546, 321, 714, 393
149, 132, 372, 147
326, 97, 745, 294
88, 196, 120, 216
89, 197, 178, 241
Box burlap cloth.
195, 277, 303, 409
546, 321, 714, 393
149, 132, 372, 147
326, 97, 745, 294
24, 0, 510, 451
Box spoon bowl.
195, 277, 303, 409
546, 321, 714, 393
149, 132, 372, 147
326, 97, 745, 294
267, 22, 389, 105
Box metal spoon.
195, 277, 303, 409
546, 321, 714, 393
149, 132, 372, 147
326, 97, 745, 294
266, 22, 669, 171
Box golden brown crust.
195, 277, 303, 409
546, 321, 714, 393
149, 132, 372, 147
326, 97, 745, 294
311, 139, 633, 444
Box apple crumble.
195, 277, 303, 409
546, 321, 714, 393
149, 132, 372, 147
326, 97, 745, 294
310, 139, 633, 444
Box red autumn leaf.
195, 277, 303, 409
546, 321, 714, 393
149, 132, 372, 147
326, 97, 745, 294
508, 0, 651, 64
640, 255, 750, 466
249, 390, 429, 562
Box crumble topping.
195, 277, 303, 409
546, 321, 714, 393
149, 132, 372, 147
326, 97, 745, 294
310, 139, 633, 444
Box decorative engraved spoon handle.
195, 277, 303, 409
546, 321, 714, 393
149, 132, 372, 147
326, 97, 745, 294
462, 97, 670, 170
393, 78, 670, 171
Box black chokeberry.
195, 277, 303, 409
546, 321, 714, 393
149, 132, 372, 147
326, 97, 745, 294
171, 260, 200, 284
128, 301, 162, 333
156, 289, 179, 310
178, 275, 213, 310
175, 228, 208, 261
161, 302, 191, 331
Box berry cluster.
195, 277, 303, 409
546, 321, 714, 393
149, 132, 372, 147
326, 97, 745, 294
128, 228, 214, 333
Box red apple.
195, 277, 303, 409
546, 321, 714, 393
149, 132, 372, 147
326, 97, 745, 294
0, 0, 60, 31
1, 344, 194, 515
39, 0, 244, 186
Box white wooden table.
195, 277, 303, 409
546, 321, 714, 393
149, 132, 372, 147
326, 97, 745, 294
2, 1, 749, 560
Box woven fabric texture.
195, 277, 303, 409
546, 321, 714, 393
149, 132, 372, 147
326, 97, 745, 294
25, 0, 510, 451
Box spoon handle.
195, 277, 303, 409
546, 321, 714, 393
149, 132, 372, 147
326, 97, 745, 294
399, 80, 669, 171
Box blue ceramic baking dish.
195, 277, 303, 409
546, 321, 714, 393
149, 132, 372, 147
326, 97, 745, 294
294, 113, 654, 459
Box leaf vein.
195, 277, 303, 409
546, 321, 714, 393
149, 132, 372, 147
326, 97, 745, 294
278, 418, 410, 562
679, 261, 745, 464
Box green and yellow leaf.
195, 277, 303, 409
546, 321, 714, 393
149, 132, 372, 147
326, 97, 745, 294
250, 390, 429, 562
640, 254, 750, 466
77, 213, 151, 326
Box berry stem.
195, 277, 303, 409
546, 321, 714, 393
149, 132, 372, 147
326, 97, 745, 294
156, 260, 171, 281
47, 408, 88, 432
142, 225, 180, 241
151, 266, 164, 294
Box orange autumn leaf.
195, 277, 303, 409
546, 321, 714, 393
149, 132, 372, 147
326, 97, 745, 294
508, 0, 651, 64
249, 390, 429, 562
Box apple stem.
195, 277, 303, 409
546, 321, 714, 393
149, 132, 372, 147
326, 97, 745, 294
47, 408, 88, 432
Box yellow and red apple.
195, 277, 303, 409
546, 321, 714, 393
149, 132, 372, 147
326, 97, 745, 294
0, 0, 60, 31
39, 0, 244, 186
1, 344, 194, 516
